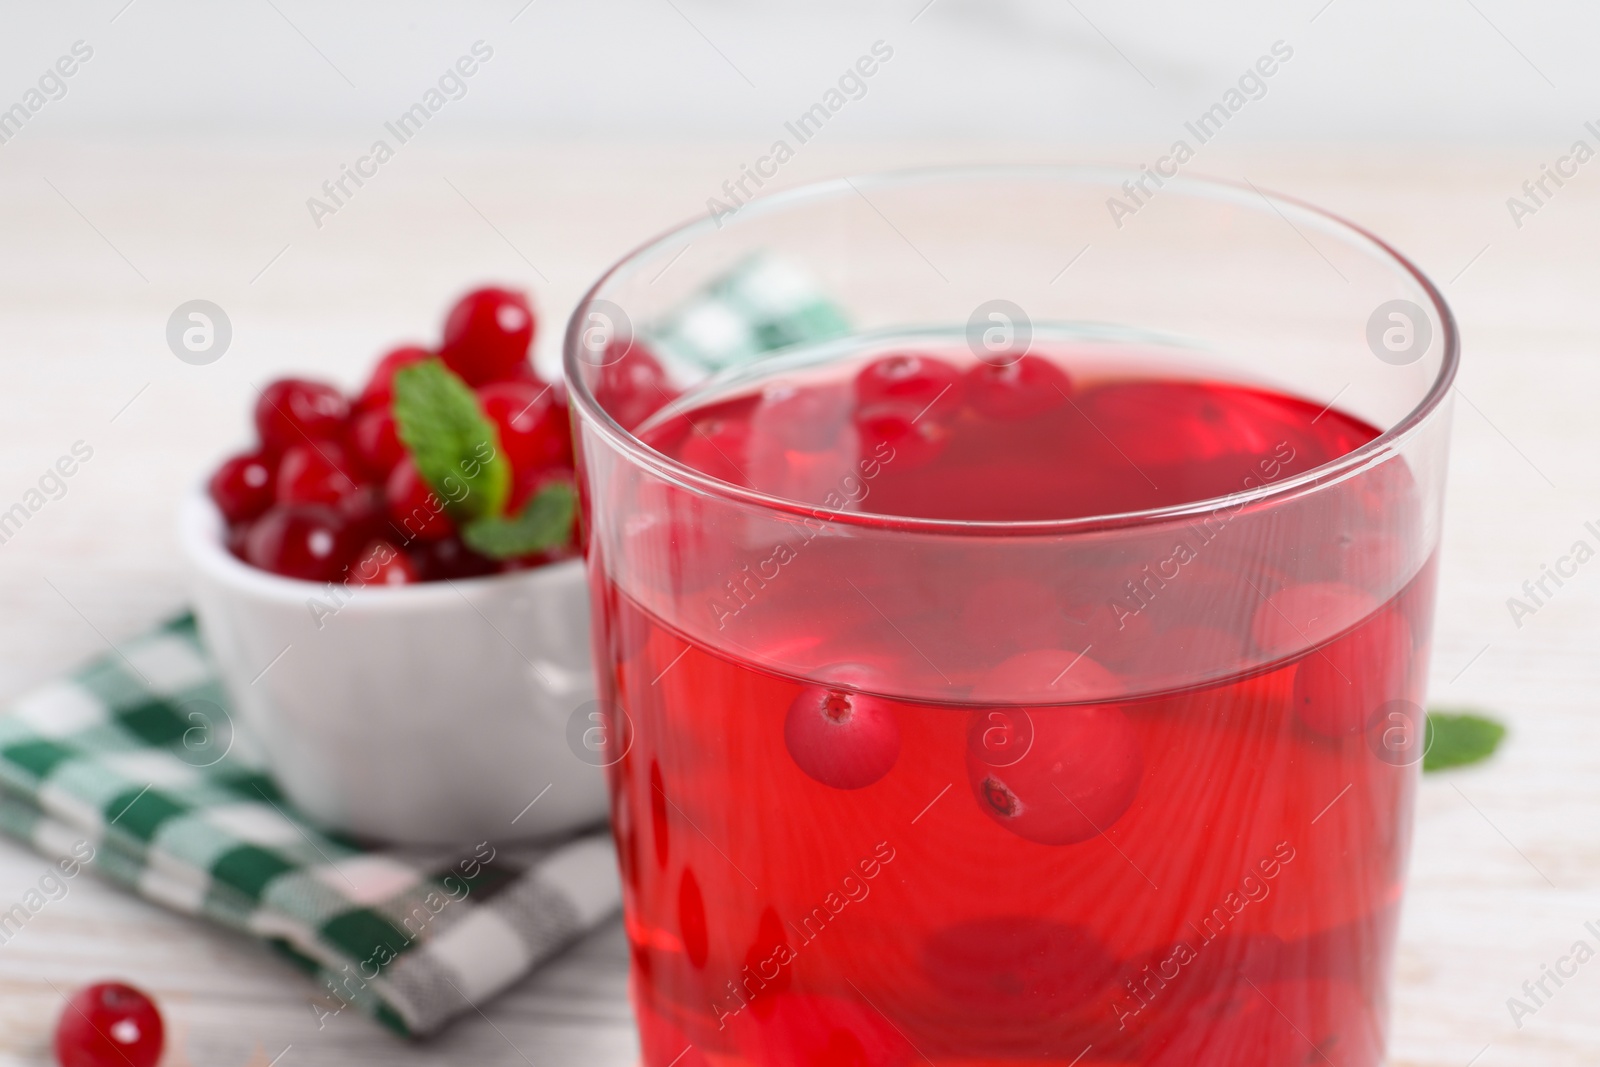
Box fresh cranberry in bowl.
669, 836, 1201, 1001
347, 407, 406, 479
244, 504, 356, 582
964, 355, 1072, 420
255, 378, 349, 452
274, 442, 360, 507
55, 981, 164, 1067
357, 345, 431, 412
347, 539, 419, 586
477, 379, 572, 473
385, 457, 453, 542
208, 450, 276, 524
440, 287, 536, 385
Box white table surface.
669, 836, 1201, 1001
0, 137, 1595, 1065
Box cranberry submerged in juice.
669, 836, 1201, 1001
595, 344, 1429, 1067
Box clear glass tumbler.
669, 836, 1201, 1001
564, 168, 1455, 1066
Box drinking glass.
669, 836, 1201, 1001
564, 168, 1455, 1066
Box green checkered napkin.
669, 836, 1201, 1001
0, 616, 620, 1037
649, 253, 850, 372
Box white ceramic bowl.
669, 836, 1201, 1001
178, 489, 609, 844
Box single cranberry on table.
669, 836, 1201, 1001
477, 379, 572, 474
274, 442, 361, 508
55, 981, 164, 1067
783, 666, 901, 790
384, 457, 453, 542
254, 378, 349, 453
964, 355, 1072, 420
244, 505, 357, 582
439, 287, 536, 385
207, 450, 275, 524
356, 345, 431, 412
347, 539, 419, 586
347, 407, 405, 480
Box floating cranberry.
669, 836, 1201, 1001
783, 671, 900, 789
966, 703, 1142, 845
855, 352, 964, 420
255, 378, 349, 453
244, 505, 355, 582
972, 648, 1121, 704
678, 414, 752, 487
1292, 608, 1413, 737
385, 457, 453, 542
964, 651, 1140, 846
274, 442, 360, 507
55, 981, 164, 1067
347, 539, 418, 587
1249, 581, 1379, 661
208, 450, 276, 524
440, 287, 535, 385
477, 379, 571, 474
347, 408, 405, 480
853, 401, 949, 471
593, 341, 676, 430
964, 355, 1072, 420
357, 345, 431, 411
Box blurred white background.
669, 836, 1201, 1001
0, 0, 1589, 140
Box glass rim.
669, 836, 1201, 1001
563, 164, 1459, 537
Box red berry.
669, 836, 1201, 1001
593, 342, 677, 430
1250, 581, 1379, 661
412, 536, 497, 580
385, 458, 453, 542
244, 505, 356, 582
347, 539, 419, 587
274, 442, 360, 507
678, 413, 751, 487
965, 651, 1140, 846
1292, 607, 1413, 737
208, 450, 276, 524
439, 287, 535, 385
964, 355, 1072, 420
853, 401, 949, 471
855, 352, 963, 419
255, 378, 349, 453
357, 345, 430, 411
783, 668, 900, 789
477, 379, 571, 475
347, 408, 406, 480
55, 981, 164, 1067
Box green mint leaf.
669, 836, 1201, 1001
1423, 709, 1507, 772
391, 359, 510, 522
461, 482, 577, 560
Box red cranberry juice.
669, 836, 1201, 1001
597, 349, 1430, 1066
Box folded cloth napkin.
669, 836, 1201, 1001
0, 615, 620, 1037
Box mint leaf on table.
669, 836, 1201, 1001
1423, 709, 1507, 772
391, 359, 510, 522
462, 482, 577, 560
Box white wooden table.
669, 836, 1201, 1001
0, 139, 1595, 1065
